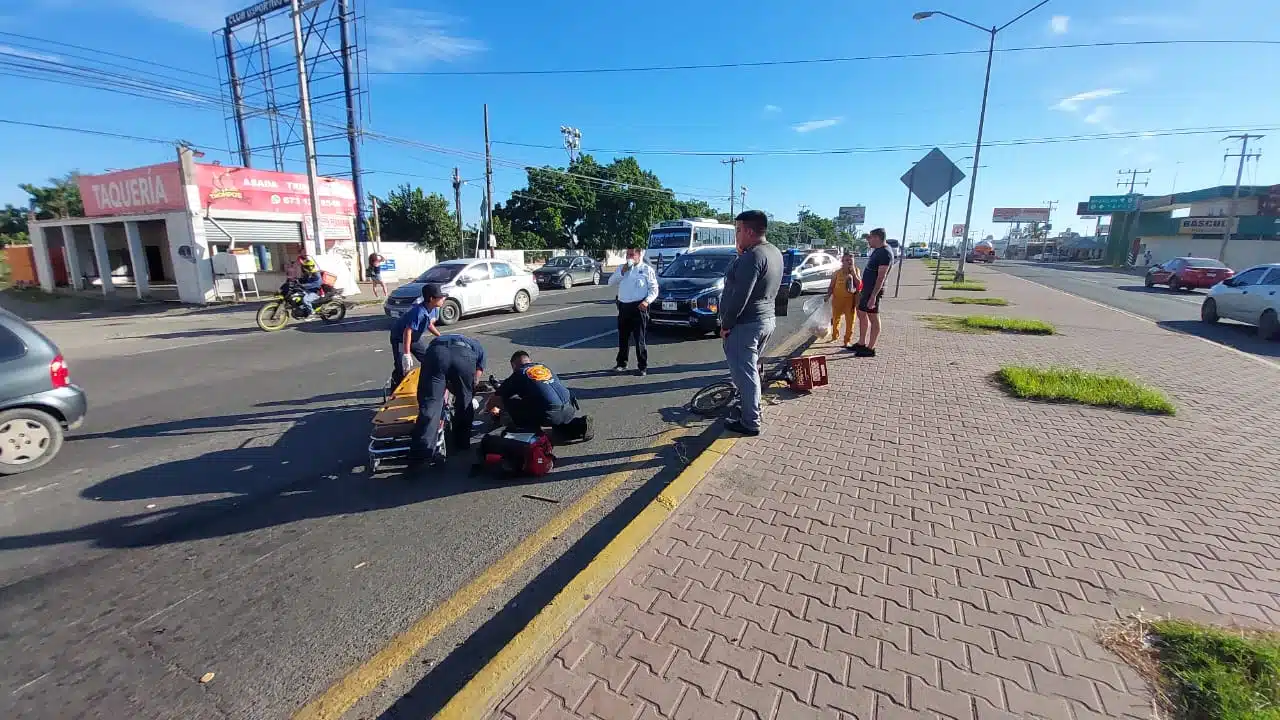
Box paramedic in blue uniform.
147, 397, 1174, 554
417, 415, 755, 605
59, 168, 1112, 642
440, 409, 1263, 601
412, 333, 487, 465
489, 351, 578, 431
390, 283, 445, 387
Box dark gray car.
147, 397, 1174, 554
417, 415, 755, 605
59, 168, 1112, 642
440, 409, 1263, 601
533, 255, 603, 289
0, 309, 88, 475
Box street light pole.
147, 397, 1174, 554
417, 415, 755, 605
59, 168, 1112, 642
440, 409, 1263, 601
913, 1, 1050, 281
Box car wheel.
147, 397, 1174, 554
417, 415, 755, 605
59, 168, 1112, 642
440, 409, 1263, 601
1144, 274, 1154, 288
1201, 298, 1219, 324
592, 270, 602, 285
513, 289, 532, 313
0, 408, 65, 475
1168, 276, 1181, 292
560, 275, 573, 290
1260, 309, 1280, 341
789, 282, 803, 299
438, 299, 462, 326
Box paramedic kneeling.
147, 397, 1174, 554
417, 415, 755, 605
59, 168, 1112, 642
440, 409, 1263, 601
390, 283, 445, 387
411, 333, 486, 464
490, 351, 578, 431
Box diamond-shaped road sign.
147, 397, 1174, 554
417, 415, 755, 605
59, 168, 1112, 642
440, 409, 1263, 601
901, 148, 966, 207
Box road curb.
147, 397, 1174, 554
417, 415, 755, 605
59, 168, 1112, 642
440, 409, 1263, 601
435, 328, 817, 720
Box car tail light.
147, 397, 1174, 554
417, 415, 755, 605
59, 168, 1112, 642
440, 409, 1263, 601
50, 355, 70, 388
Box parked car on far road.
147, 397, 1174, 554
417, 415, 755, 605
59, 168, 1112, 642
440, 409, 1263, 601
532, 255, 603, 289
1145, 257, 1234, 291
383, 259, 538, 325
1201, 263, 1280, 340
787, 251, 841, 298
0, 309, 88, 475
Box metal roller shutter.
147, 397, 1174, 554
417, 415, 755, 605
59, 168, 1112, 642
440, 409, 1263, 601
203, 218, 303, 244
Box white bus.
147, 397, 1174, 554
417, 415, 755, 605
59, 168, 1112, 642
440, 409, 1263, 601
643, 218, 736, 271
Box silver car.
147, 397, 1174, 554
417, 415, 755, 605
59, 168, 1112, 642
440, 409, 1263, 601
1, 309, 88, 475
1201, 262, 1280, 340
383, 259, 540, 326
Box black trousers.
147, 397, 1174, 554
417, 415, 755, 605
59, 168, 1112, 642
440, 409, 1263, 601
390, 339, 430, 388
411, 340, 476, 458
506, 396, 577, 431
616, 300, 649, 370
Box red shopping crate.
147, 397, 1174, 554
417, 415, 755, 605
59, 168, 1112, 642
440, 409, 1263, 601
788, 355, 828, 392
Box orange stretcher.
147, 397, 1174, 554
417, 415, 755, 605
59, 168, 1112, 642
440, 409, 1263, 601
367, 367, 495, 473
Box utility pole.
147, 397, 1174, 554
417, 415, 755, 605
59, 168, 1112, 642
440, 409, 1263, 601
369, 195, 381, 250
289, 0, 324, 256
483, 104, 495, 259
1117, 168, 1150, 194
1220, 133, 1263, 262
560, 126, 582, 163
723, 157, 744, 216
740, 186, 748, 210
452, 167, 464, 260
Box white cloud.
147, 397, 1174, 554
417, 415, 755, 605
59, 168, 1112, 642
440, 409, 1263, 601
109, 0, 242, 31
792, 117, 843, 133
366, 10, 485, 72
763, 104, 781, 113
1049, 15, 1069, 34
1083, 106, 1112, 125
0, 44, 61, 63
1052, 88, 1123, 113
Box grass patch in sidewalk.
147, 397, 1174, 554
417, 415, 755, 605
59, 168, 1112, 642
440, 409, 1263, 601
921, 314, 1055, 335
940, 280, 986, 291
942, 296, 1009, 306
995, 365, 1175, 415
1102, 615, 1280, 719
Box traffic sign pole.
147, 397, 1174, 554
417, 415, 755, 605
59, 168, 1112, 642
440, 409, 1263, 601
895, 171, 915, 298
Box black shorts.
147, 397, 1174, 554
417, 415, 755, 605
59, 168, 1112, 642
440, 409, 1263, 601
857, 289, 884, 314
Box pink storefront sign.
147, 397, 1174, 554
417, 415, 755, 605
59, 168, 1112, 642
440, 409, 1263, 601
78, 163, 186, 217
192, 164, 356, 217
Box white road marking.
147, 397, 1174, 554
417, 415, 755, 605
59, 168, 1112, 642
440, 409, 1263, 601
999, 270, 1280, 372
558, 330, 616, 349
11, 672, 49, 695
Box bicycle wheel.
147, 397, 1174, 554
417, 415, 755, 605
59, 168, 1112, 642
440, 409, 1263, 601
690, 381, 737, 416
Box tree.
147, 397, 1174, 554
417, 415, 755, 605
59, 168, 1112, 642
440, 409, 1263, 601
20, 173, 83, 219
374, 184, 460, 257
1, 205, 28, 246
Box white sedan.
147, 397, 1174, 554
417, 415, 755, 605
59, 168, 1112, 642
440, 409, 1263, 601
1201, 262, 1280, 340
383, 258, 539, 325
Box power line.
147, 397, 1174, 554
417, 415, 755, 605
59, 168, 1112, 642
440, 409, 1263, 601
375, 39, 1280, 77
0, 117, 203, 147
0, 30, 217, 80
493, 124, 1280, 158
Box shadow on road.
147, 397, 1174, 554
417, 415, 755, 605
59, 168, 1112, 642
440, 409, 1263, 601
1157, 320, 1280, 359
1009, 261, 1145, 277
1116, 285, 1206, 297
374, 420, 725, 720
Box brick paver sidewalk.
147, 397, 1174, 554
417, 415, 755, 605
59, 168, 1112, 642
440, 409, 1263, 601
496, 261, 1280, 719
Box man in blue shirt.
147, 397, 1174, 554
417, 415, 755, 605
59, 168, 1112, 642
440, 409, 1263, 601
412, 333, 487, 464
488, 351, 579, 431
390, 283, 445, 386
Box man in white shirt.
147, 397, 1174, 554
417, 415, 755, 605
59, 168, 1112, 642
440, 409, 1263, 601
608, 248, 659, 376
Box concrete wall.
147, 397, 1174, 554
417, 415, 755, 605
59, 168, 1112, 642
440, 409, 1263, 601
375, 242, 438, 282
1137, 235, 1280, 269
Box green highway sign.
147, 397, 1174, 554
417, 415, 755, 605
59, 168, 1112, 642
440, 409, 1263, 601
1087, 194, 1141, 213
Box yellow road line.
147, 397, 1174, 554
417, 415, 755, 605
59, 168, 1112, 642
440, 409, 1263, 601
292, 427, 688, 720
435, 435, 738, 720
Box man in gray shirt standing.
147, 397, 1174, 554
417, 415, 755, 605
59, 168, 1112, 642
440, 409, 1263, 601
719, 210, 783, 436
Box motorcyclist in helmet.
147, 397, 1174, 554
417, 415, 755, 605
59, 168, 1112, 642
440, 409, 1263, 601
298, 255, 326, 315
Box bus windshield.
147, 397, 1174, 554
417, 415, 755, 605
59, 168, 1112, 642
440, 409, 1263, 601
647, 227, 692, 249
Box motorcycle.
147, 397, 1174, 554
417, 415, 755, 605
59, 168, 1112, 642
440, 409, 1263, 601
255, 278, 349, 332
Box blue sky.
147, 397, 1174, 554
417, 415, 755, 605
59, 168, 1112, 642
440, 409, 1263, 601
2, 0, 1277, 243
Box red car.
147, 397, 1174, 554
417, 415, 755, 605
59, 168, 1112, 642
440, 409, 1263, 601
1144, 257, 1234, 291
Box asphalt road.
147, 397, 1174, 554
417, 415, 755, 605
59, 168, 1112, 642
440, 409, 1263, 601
994, 260, 1280, 364
0, 286, 806, 720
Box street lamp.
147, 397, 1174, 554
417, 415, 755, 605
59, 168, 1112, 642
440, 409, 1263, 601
560, 126, 582, 163
913, 0, 1050, 281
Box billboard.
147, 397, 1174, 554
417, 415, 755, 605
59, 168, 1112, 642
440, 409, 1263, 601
992, 207, 1051, 223
838, 205, 865, 224
1178, 217, 1238, 235
77, 163, 186, 217
1258, 185, 1280, 217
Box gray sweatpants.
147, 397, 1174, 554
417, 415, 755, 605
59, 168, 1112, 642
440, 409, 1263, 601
722, 318, 775, 431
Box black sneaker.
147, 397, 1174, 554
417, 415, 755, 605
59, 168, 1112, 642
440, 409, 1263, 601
637, 369, 647, 377
725, 420, 761, 437
847, 343, 867, 353
854, 345, 876, 357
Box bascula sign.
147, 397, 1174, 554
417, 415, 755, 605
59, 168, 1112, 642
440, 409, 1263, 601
1177, 217, 1238, 235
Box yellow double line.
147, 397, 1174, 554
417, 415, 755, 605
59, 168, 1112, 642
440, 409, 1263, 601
293, 427, 688, 720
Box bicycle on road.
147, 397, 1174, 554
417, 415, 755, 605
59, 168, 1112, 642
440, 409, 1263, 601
688, 356, 796, 417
